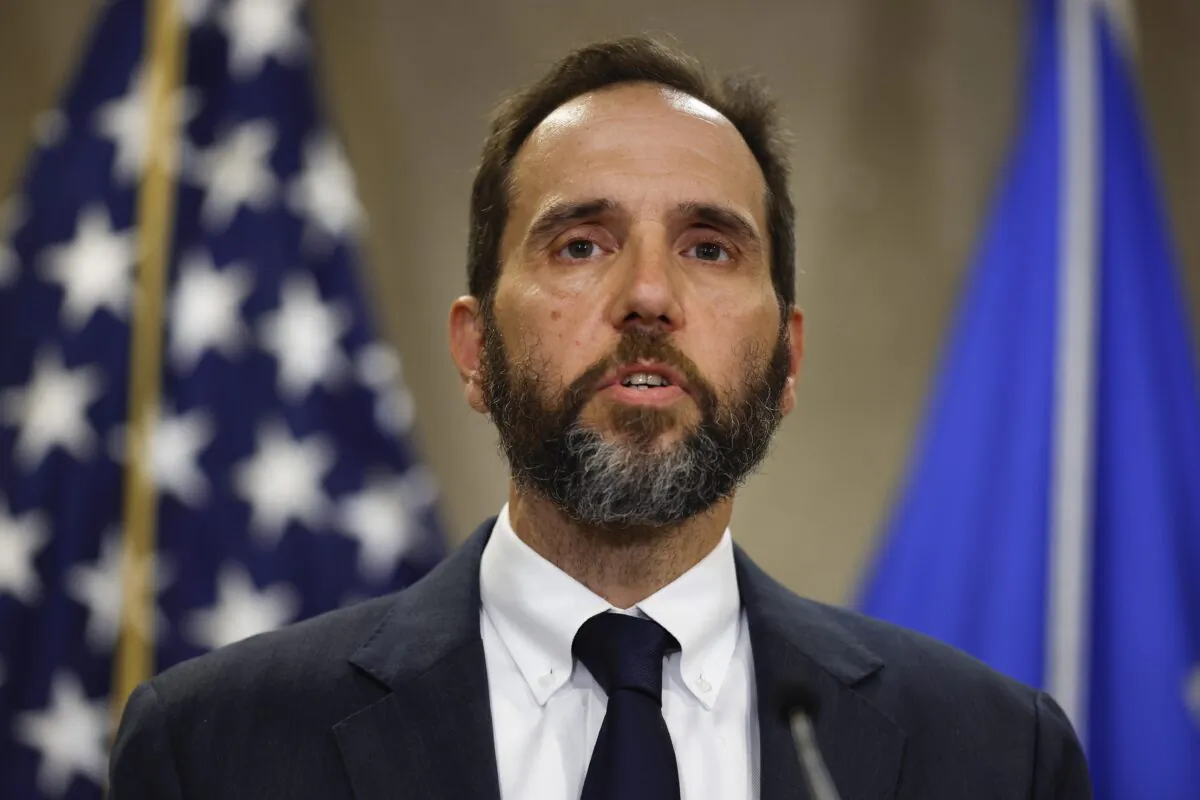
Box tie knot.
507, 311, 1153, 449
572, 612, 679, 702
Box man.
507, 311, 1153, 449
110, 36, 1091, 799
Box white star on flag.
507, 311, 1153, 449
192, 119, 278, 231
355, 343, 403, 389
259, 274, 352, 401
66, 533, 174, 654
233, 420, 334, 542
185, 564, 299, 651
0, 351, 105, 472
355, 344, 416, 435
0, 195, 27, 288
287, 131, 364, 248
220, 0, 307, 80
109, 405, 216, 507
38, 204, 136, 330
339, 466, 438, 582
151, 407, 216, 506
13, 671, 110, 797
180, 0, 216, 28
0, 496, 49, 605
168, 249, 254, 371
94, 67, 199, 183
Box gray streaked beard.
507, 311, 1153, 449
552, 420, 727, 526
480, 312, 790, 529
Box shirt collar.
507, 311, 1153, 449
479, 504, 742, 710
637, 525, 742, 709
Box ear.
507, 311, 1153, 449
780, 305, 805, 417
448, 295, 489, 414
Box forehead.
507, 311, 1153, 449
508, 83, 767, 225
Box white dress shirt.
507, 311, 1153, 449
479, 504, 760, 799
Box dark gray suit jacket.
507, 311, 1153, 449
110, 520, 1091, 799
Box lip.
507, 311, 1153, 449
592, 362, 691, 402
599, 382, 688, 407
604, 362, 691, 393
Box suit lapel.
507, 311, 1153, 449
333, 522, 502, 800
736, 548, 906, 800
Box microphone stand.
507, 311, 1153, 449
774, 682, 843, 800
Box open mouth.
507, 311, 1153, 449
599, 363, 690, 407
619, 371, 673, 390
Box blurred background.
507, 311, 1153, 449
2, 0, 1195, 602
0, 1, 1198, 798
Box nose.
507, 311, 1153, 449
606, 228, 684, 333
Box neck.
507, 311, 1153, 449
506, 484, 732, 609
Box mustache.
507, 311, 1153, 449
557, 328, 719, 416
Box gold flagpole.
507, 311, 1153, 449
111, 0, 184, 722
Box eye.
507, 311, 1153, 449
685, 241, 732, 263
557, 238, 600, 261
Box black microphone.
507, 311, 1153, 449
774, 682, 843, 800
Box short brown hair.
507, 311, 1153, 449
467, 35, 796, 310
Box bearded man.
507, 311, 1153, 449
110, 36, 1091, 800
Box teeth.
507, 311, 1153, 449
620, 371, 670, 388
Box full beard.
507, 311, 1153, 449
479, 310, 790, 529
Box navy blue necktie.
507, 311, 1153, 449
572, 612, 682, 800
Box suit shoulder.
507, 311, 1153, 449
834, 603, 1025, 679
114, 594, 413, 794
147, 593, 397, 710
740, 552, 1040, 715
802, 600, 1044, 731
823, 601, 1034, 690
791, 601, 1088, 793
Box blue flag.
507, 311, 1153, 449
0, 2, 444, 797
858, 0, 1200, 797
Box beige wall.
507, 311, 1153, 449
0, 1, 1196, 605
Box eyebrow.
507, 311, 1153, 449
526, 199, 619, 246
675, 202, 763, 251
523, 198, 764, 251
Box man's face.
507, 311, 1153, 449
451, 83, 804, 527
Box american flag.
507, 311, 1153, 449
0, 1, 445, 797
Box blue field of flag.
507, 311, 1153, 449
0, 2, 444, 797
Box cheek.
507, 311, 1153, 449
533, 289, 604, 351
692, 300, 779, 384
498, 281, 570, 347
503, 294, 600, 380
